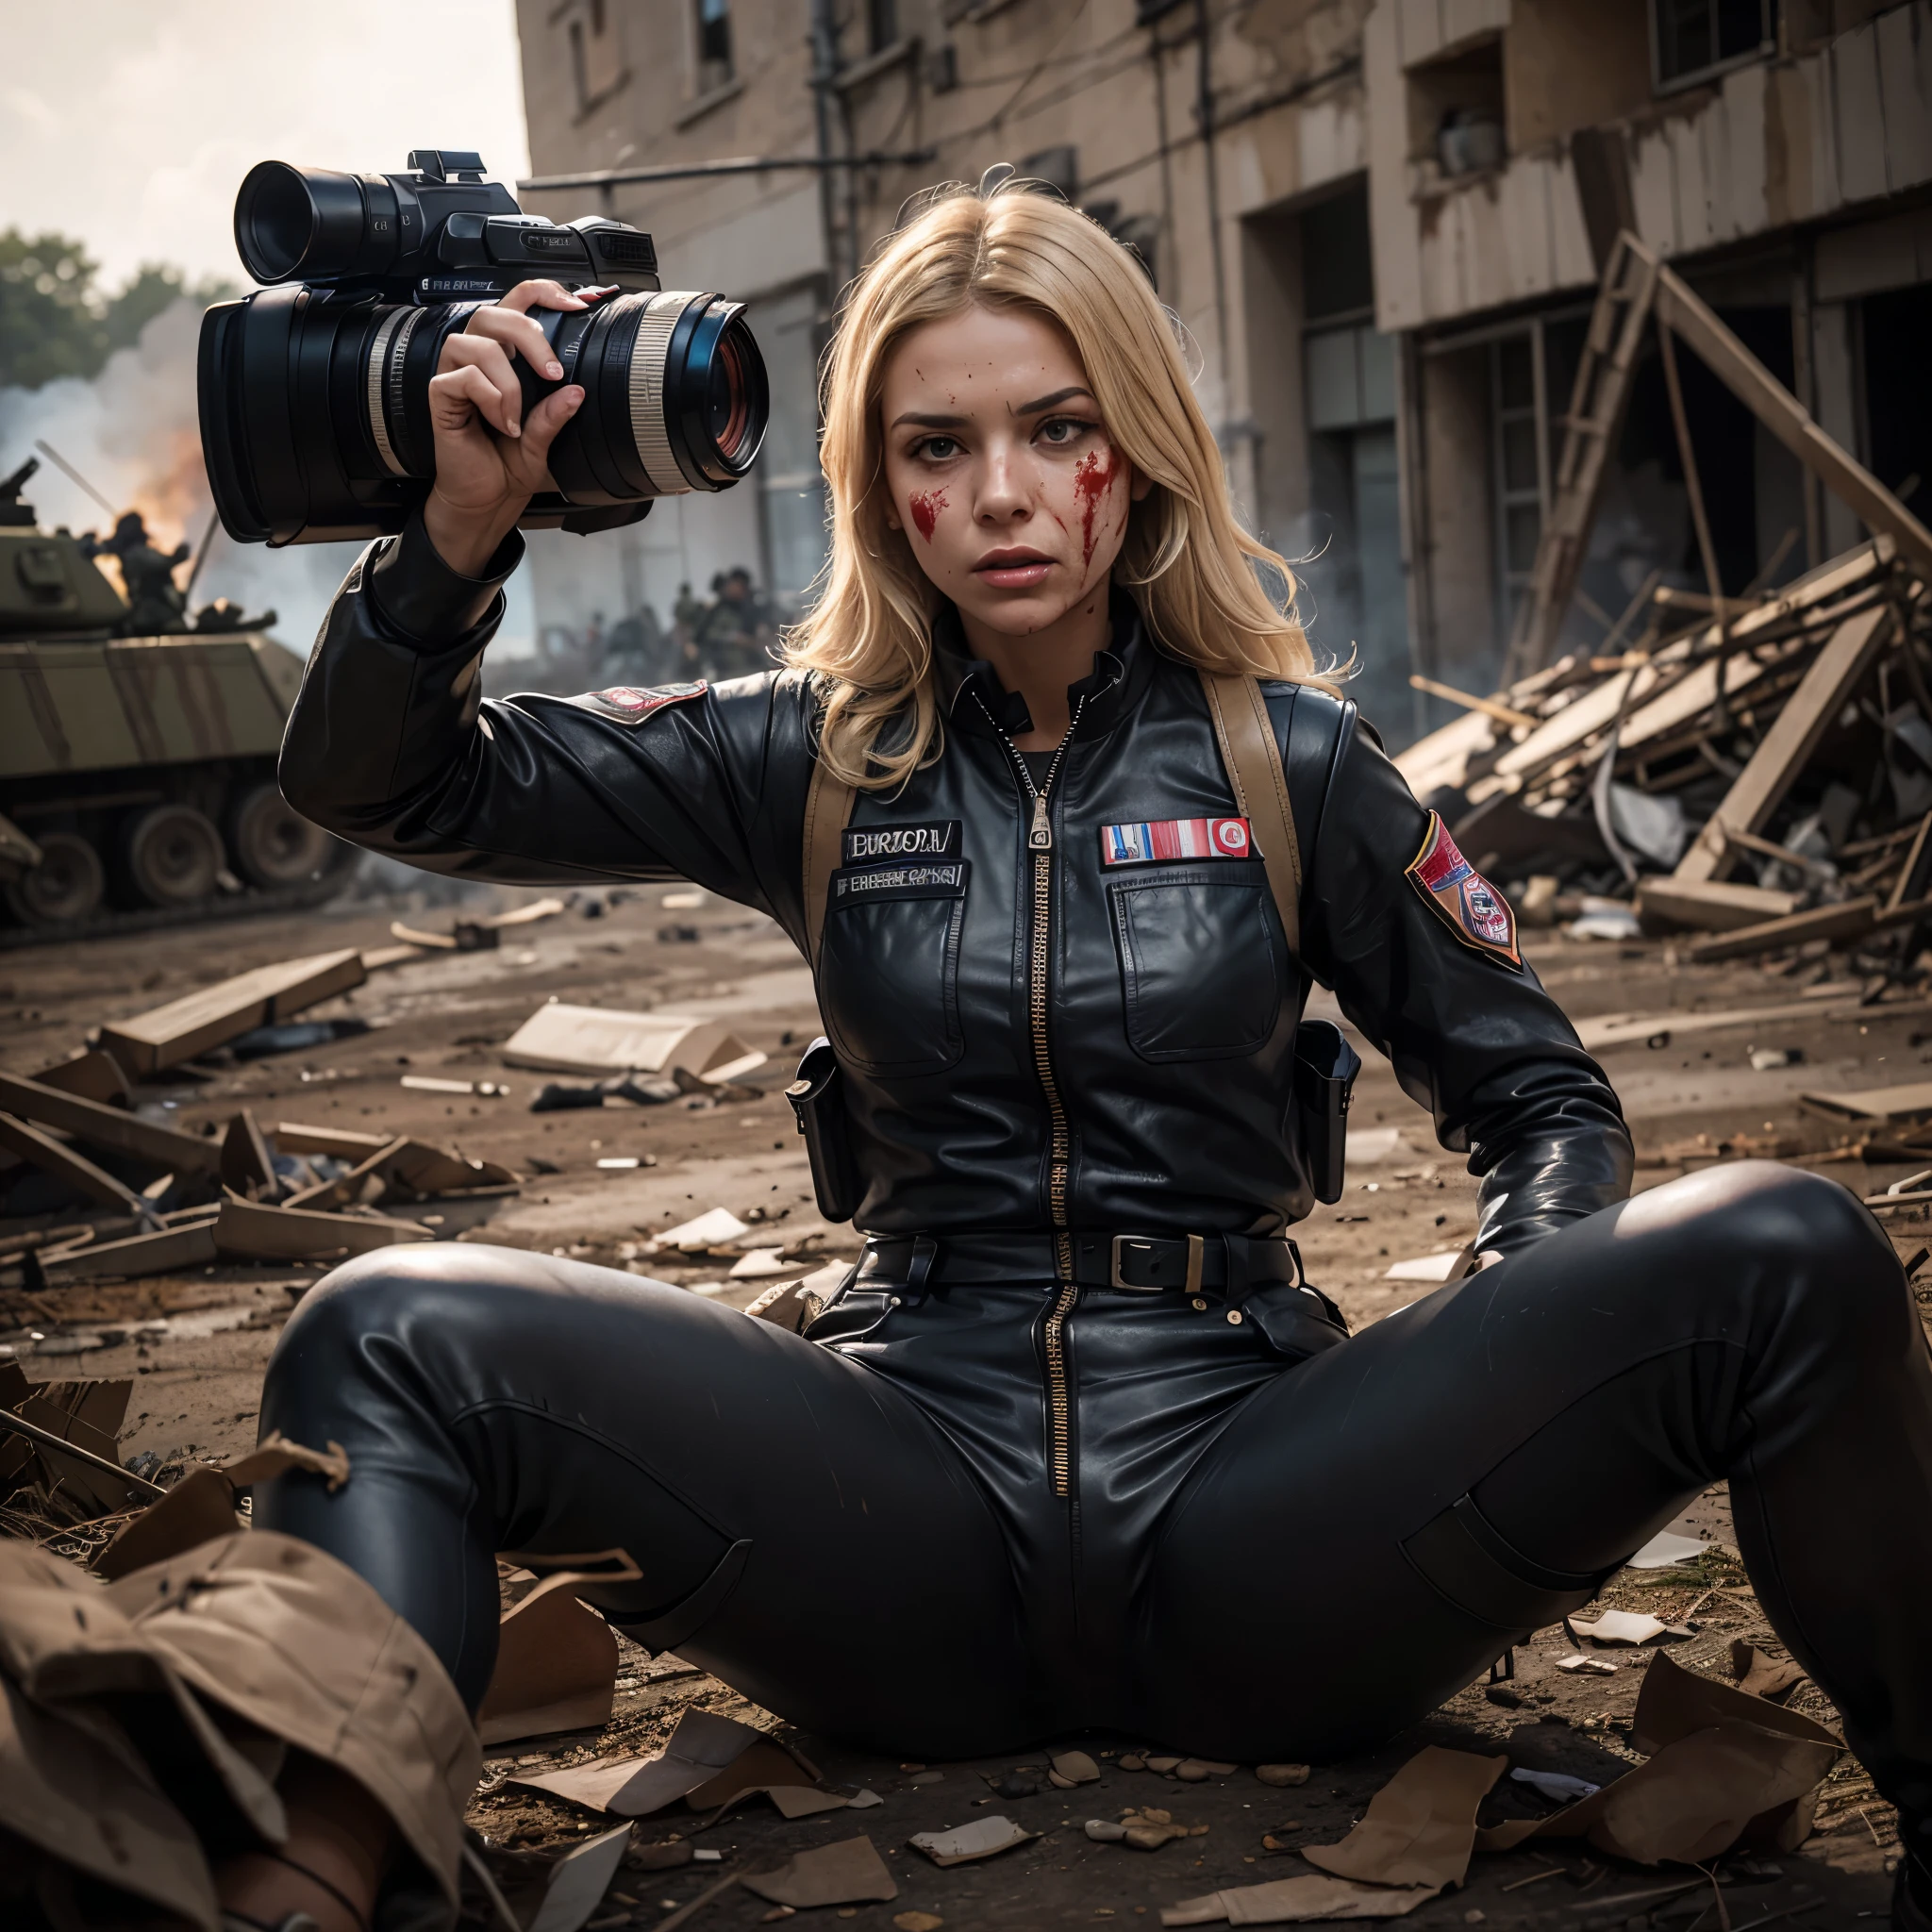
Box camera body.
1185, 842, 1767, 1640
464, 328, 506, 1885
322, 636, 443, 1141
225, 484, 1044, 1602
200, 152, 766, 546
232, 149, 661, 303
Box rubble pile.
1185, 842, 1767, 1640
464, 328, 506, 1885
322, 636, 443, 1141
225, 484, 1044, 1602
1400, 537, 1932, 975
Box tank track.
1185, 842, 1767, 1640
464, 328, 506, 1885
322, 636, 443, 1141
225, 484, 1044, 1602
0, 849, 359, 950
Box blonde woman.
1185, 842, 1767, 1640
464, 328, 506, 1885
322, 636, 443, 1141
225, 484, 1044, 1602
257, 180, 1931, 1932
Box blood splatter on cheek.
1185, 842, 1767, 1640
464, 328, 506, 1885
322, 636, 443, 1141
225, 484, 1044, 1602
908, 490, 947, 542
1074, 449, 1121, 566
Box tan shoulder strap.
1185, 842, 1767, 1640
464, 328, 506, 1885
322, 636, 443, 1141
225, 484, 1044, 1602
803, 739, 857, 969
1199, 669, 1302, 958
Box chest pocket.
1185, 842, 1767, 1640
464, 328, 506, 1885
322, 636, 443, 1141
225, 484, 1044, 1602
1109, 862, 1282, 1062
819, 859, 969, 1076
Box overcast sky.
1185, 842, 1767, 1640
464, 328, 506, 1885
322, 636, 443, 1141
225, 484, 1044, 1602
5, 2, 532, 288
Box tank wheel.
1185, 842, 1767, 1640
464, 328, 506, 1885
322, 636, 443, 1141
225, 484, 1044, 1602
125, 804, 224, 908
230, 783, 336, 888
4, 831, 106, 927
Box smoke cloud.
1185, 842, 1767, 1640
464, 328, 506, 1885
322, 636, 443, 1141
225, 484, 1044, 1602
0, 299, 534, 654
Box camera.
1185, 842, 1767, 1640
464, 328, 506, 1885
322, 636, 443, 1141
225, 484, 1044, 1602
197, 150, 768, 545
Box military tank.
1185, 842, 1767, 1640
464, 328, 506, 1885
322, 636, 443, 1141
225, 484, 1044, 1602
0, 457, 354, 942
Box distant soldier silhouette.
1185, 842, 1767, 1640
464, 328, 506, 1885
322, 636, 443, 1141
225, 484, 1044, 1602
81, 511, 191, 634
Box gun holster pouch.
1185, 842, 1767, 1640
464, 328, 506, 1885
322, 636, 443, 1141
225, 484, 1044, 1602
787, 1035, 861, 1224
1293, 1019, 1361, 1206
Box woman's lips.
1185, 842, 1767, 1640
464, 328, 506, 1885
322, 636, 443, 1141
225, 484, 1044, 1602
974, 549, 1054, 590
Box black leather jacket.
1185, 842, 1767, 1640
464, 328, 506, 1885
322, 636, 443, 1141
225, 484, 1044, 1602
281, 517, 1631, 1257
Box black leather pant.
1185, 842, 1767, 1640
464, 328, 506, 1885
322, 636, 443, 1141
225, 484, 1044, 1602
256, 1161, 1932, 1817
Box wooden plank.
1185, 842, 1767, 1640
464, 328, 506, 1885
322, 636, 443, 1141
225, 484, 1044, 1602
39, 1218, 220, 1285
1635, 878, 1800, 933
1798, 1077, 1932, 1124
1683, 896, 1879, 963
1655, 265, 1932, 581
97, 948, 366, 1076
0, 1112, 151, 1219
1574, 986, 1860, 1052
272, 1122, 393, 1159
1674, 604, 1894, 882
28, 1051, 131, 1108
220, 1109, 277, 1199
0, 1072, 221, 1174
1889, 812, 1932, 913
282, 1137, 410, 1213
212, 1197, 432, 1262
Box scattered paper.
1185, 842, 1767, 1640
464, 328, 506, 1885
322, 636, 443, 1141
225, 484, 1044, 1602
1302, 1746, 1505, 1889
1382, 1248, 1472, 1284
596, 1157, 641, 1170
651, 1208, 753, 1253
741, 1836, 898, 1907
479, 1566, 626, 1747
1160, 1876, 1441, 1925
1557, 1654, 1619, 1674
1086, 1818, 1128, 1840
1570, 1609, 1670, 1646
527, 1823, 633, 1932
1473, 1652, 1841, 1864
729, 1247, 790, 1279
847, 1789, 883, 1808
909, 1815, 1037, 1866
92, 1465, 242, 1579
512, 1708, 772, 1815
1626, 1529, 1707, 1570
1731, 1641, 1807, 1702
224, 1429, 351, 1491
1050, 1749, 1101, 1786
501, 1004, 765, 1085
1509, 1767, 1599, 1802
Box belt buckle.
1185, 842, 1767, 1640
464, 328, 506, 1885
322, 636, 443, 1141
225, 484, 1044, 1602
1109, 1233, 1206, 1294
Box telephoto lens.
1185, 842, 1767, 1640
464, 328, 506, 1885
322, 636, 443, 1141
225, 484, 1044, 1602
197, 151, 769, 544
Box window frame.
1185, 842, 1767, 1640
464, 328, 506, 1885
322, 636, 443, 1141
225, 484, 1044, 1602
1650, 0, 1780, 98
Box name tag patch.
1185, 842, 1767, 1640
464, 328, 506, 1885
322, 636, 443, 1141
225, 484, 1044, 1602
1101, 817, 1253, 866
831, 858, 969, 905
842, 820, 960, 865
576, 680, 708, 724
1406, 811, 1521, 968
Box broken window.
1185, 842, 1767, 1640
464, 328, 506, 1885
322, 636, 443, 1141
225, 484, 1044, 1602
563, 0, 625, 112
1653, 0, 1780, 92
696, 0, 734, 92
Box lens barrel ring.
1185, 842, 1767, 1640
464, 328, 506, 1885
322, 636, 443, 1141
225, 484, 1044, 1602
627, 291, 698, 496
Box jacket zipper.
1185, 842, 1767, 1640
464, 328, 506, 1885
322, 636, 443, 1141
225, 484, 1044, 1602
981, 693, 1086, 1498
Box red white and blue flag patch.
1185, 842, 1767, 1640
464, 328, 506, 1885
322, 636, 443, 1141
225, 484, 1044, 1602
1406, 811, 1521, 968
575, 680, 708, 724
1100, 816, 1253, 866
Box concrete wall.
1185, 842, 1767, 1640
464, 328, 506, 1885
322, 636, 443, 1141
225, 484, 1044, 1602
1366, 0, 1932, 333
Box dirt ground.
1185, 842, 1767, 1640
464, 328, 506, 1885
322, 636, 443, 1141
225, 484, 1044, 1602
4, 879, 1928, 1929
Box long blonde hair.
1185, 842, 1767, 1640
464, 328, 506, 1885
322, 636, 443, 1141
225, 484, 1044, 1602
784, 178, 1319, 789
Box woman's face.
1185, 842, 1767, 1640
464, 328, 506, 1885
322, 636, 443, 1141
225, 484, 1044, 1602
877, 302, 1147, 638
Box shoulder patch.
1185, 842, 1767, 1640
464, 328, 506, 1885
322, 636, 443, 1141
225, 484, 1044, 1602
575, 680, 708, 724
1405, 811, 1522, 969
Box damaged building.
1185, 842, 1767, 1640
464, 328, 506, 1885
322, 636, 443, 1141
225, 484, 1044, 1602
512, 1, 1931, 750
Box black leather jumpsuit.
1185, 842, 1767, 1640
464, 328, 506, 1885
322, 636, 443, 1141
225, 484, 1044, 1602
262, 517, 1932, 1825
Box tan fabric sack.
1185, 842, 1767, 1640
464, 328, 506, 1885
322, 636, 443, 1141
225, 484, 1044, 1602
0, 1531, 478, 1930
108, 1531, 481, 1919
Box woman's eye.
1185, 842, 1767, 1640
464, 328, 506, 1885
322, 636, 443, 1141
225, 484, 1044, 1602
1038, 417, 1091, 446
917, 435, 959, 460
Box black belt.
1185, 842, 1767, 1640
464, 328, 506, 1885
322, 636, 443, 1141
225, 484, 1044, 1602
856, 1230, 1306, 1302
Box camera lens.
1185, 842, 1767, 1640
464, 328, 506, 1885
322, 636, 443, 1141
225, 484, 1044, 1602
199, 287, 768, 545
235, 162, 375, 285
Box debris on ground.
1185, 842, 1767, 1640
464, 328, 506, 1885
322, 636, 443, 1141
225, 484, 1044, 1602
909, 1816, 1039, 1865
1399, 538, 1932, 981
502, 1003, 766, 1087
